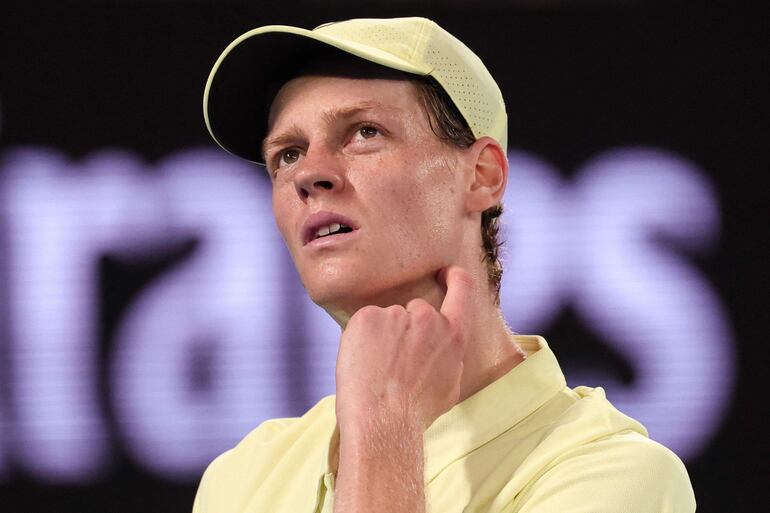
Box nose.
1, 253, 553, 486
292, 149, 345, 201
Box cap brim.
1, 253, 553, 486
204, 25, 429, 164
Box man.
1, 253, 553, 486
195, 17, 696, 513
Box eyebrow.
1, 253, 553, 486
261, 100, 399, 161
261, 125, 303, 163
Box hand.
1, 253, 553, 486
335, 266, 473, 433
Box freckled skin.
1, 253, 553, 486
266, 76, 470, 323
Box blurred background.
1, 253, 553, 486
1, 1, 767, 512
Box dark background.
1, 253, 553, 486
1, 1, 768, 511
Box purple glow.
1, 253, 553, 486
568, 149, 733, 457
109, 150, 290, 479
0, 146, 736, 482
501, 148, 734, 458
3, 149, 113, 481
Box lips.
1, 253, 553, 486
302, 211, 360, 246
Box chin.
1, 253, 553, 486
302, 264, 369, 308
305, 282, 368, 319
304, 270, 409, 317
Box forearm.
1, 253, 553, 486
333, 413, 426, 513
332, 269, 472, 512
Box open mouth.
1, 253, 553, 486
302, 212, 359, 246
313, 223, 354, 240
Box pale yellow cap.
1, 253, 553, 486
204, 17, 508, 163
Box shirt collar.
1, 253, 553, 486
423, 335, 566, 481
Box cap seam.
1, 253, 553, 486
411, 19, 435, 74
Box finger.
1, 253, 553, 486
438, 266, 474, 331
405, 297, 433, 314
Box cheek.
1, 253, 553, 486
371, 152, 460, 257
272, 188, 297, 248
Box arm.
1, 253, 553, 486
334, 410, 425, 513
332, 267, 473, 513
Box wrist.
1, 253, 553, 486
338, 401, 421, 440
333, 403, 426, 513
338, 408, 422, 461
337, 384, 431, 429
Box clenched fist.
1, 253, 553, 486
335, 266, 473, 433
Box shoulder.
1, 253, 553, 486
232, 394, 335, 457
192, 395, 336, 513
515, 430, 696, 513
561, 430, 694, 490
508, 384, 696, 513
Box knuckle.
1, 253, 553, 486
353, 304, 380, 321
386, 305, 408, 326
407, 299, 435, 319
406, 298, 428, 311
385, 304, 407, 317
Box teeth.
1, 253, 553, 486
315, 223, 346, 239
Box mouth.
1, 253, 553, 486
302, 211, 359, 246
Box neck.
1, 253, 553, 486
325, 269, 526, 404
454, 293, 526, 402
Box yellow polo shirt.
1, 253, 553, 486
192, 336, 695, 513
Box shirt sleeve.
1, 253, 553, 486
190, 417, 298, 513
191, 450, 233, 513
191, 474, 207, 513
512, 433, 696, 513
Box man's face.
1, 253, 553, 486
264, 74, 470, 317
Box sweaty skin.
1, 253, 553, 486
265, 75, 526, 513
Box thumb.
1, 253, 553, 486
438, 266, 474, 333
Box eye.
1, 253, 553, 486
268, 148, 302, 178
358, 125, 379, 139
280, 148, 301, 165
347, 124, 385, 152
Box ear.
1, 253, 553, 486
464, 137, 508, 214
